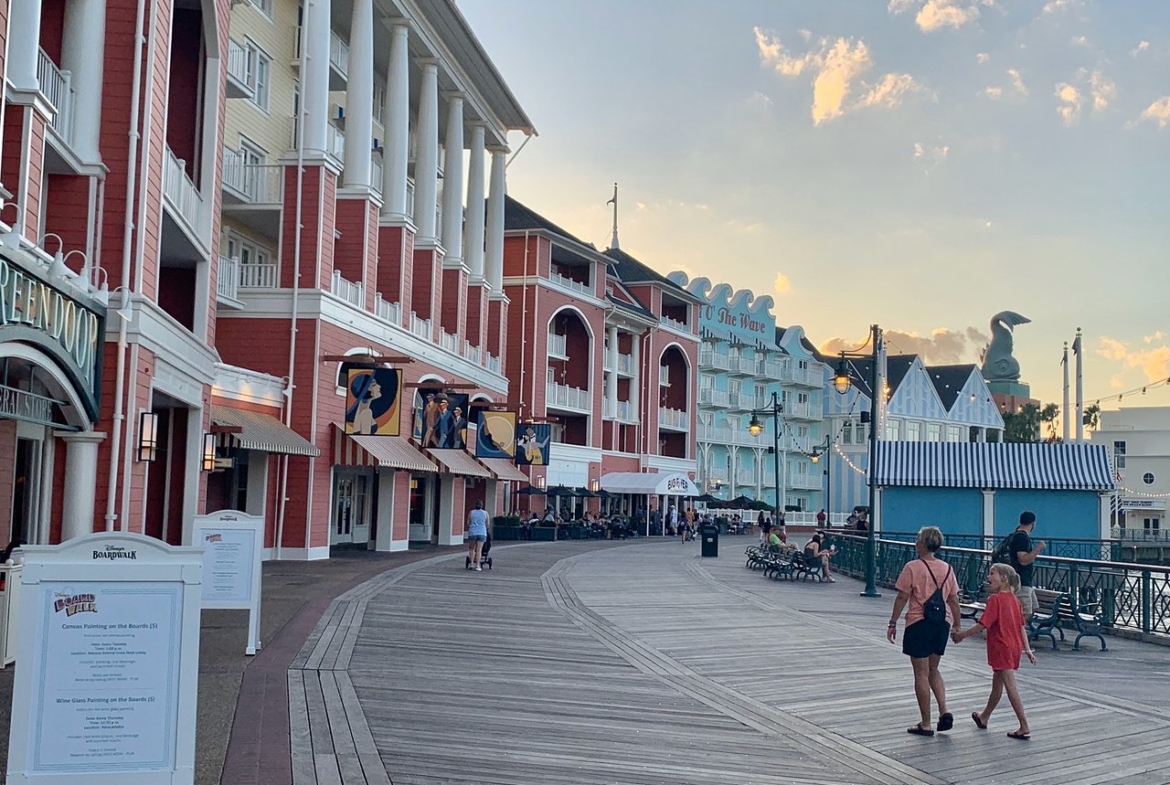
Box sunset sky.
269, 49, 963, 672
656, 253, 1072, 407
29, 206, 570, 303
460, 0, 1170, 416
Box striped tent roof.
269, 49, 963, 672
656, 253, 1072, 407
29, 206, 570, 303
873, 442, 1115, 491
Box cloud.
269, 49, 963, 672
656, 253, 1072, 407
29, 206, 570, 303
1055, 82, 1084, 125
1144, 331, 1167, 345
913, 142, 950, 172
1006, 68, 1028, 97
1041, 0, 1077, 13
1070, 35, 1089, 47
1089, 71, 1116, 112
754, 29, 926, 125
820, 327, 990, 365
747, 91, 773, 110
1131, 40, 1150, 57
985, 86, 1004, 99
798, 29, 813, 42
1137, 97, 1170, 129
888, 0, 983, 32
1096, 336, 1170, 388
976, 52, 991, 64
774, 273, 791, 295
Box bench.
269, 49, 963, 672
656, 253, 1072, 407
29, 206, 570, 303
1029, 588, 1108, 651
959, 581, 992, 620
763, 549, 799, 580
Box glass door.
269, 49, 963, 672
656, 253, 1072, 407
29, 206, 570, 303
331, 471, 371, 545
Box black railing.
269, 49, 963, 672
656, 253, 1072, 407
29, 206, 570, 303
873, 531, 1121, 562
828, 533, 1170, 637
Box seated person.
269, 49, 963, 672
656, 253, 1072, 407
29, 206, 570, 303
804, 533, 837, 583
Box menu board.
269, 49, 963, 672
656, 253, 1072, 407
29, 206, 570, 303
30, 582, 181, 773
198, 529, 255, 606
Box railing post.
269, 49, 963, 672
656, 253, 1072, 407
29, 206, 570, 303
1141, 570, 1152, 635
1068, 563, 1079, 608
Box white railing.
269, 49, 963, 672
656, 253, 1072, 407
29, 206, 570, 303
659, 406, 688, 430
550, 270, 591, 296
326, 125, 345, 160
330, 29, 349, 77
788, 471, 822, 490
662, 315, 688, 332
699, 388, 730, 407
409, 312, 432, 340
786, 400, 812, 419
439, 330, 459, 354
163, 145, 209, 245
465, 341, 481, 365
487, 354, 502, 374
217, 256, 239, 301
759, 360, 785, 378
760, 470, 777, 487
238, 263, 278, 289
697, 423, 767, 449
659, 366, 670, 386
38, 48, 75, 145
736, 469, 757, 486
707, 468, 729, 485
227, 39, 251, 90
547, 332, 567, 358
736, 393, 756, 410
330, 270, 364, 307
222, 147, 283, 203
374, 293, 400, 325
371, 155, 383, 195
701, 351, 732, 371
546, 382, 591, 411
615, 400, 634, 421
737, 357, 756, 375
781, 364, 823, 386
617, 353, 633, 375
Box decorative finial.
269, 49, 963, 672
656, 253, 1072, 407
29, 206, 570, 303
606, 183, 619, 250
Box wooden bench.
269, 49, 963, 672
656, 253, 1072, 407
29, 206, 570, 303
959, 581, 992, 620
1028, 588, 1108, 651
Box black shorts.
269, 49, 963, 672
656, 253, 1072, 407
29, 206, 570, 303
902, 619, 950, 659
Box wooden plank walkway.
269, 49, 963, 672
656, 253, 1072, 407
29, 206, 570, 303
289, 539, 1170, 785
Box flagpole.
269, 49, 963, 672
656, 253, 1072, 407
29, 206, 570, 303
1062, 342, 1070, 442
607, 183, 619, 250
1074, 327, 1084, 442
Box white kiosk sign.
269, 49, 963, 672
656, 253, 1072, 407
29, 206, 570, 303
6, 533, 202, 785
192, 511, 264, 655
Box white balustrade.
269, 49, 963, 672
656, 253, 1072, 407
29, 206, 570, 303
615, 400, 634, 421
546, 382, 591, 411
163, 145, 209, 246
326, 125, 345, 160
330, 270, 364, 307
736, 393, 756, 410
737, 357, 756, 375
787, 400, 812, 419
699, 388, 730, 407
617, 353, 633, 375
329, 29, 349, 77
550, 270, 591, 296
659, 406, 688, 430
439, 330, 459, 353
547, 332, 567, 358
707, 468, 729, 485
701, 351, 732, 371
487, 354, 502, 374
238, 263, 278, 289
217, 256, 239, 301
222, 147, 283, 204
697, 423, 766, 448
227, 39, 251, 90
38, 48, 75, 145
409, 312, 432, 340
736, 468, 757, 486
374, 293, 401, 324
465, 342, 481, 365
663, 315, 688, 332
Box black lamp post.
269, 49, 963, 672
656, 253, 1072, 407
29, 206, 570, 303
747, 391, 783, 523
832, 324, 882, 599
809, 434, 832, 527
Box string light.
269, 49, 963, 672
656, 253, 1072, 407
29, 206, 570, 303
1117, 486, 1170, 499
1086, 377, 1170, 410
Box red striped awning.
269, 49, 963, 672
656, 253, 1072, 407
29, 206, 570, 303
332, 425, 436, 472
426, 448, 492, 478
478, 457, 529, 482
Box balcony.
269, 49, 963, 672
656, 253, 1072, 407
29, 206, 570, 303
658, 407, 688, 431
409, 312, 432, 340
615, 400, 636, 422
659, 367, 670, 386
735, 469, 757, 487
781, 364, 823, 387
788, 471, 822, 490
238, 263, 278, 289
371, 155, 383, 194
292, 28, 348, 89
697, 423, 766, 449
603, 352, 633, 376
374, 293, 401, 326
737, 357, 757, 375
222, 147, 283, 205
547, 332, 568, 359
547, 382, 591, 413
662, 315, 688, 333
162, 145, 210, 258
439, 330, 459, 354
487, 354, 502, 375
216, 255, 241, 307
226, 39, 252, 99
699, 388, 729, 407
757, 359, 785, 378
549, 271, 592, 297
330, 270, 364, 308
735, 393, 756, 410
786, 400, 814, 420
706, 468, 729, 487
700, 349, 732, 371
38, 48, 75, 147
464, 341, 481, 366
326, 125, 345, 162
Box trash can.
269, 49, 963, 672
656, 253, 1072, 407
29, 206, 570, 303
701, 524, 719, 558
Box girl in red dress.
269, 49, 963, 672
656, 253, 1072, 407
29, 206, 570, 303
953, 563, 1036, 739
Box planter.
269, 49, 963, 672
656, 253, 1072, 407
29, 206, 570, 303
532, 527, 557, 542
493, 525, 520, 541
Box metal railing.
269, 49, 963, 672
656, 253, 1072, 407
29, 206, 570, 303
330, 270, 364, 307
699, 388, 730, 407
38, 48, 75, 144
227, 39, 251, 89
830, 533, 1170, 638
550, 271, 591, 296
374, 294, 400, 325
700, 350, 732, 371
659, 406, 688, 430
238, 263, 278, 289
222, 147, 283, 203
217, 256, 239, 301
547, 382, 591, 411
409, 312, 432, 340
330, 29, 349, 77
615, 400, 634, 422
735, 469, 757, 486
326, 125, 345, 160
163, 145, 208, 244
547, 332, 567, 358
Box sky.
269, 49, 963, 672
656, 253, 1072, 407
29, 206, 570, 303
458, 0, 1170, 418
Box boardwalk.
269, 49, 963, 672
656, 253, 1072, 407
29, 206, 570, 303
288, 540, 1170, 785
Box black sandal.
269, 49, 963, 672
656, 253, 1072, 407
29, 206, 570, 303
936, 713, 953, 732
907, 724, 935, 736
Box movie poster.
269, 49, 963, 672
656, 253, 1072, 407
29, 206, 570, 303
475, 411, 517, 458
413, 390, 470, 449
514, 423, 551, 466
344, 368, 402, 436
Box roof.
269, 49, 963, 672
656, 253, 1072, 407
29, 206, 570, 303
600, 472, 701, 496
844, 355, 917, 399
927, 364, 979, 410
873, 442, 1115, 490
775, 327, 821, 359
604, 248, 704, 304
211, 406, 320, 457
503, 196, 590, 245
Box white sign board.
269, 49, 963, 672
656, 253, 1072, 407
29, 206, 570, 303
6, 532, 202, 785
192, 511, 264, 655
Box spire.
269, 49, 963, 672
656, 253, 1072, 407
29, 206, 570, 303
606, 183, 619, 250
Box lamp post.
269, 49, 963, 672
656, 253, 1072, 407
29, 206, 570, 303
747, 391, 784, 524
809, 434, 832, 527
832, 324, 883, 599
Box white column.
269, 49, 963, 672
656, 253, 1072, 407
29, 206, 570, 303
436, 475, 460, 545
464, 125, 486, 280
606, 326, 619, 416
300, 0, 332, 153
7, 0, 43, 91
381, 24, 410, 219
61, 432, 106, 540
374, 471, 396, 551
441, 94, 465, 264
982, 489, 995, 540
342, 0, 373, 188
60, 0, 105, 162
484, 147, 507, 291
630, 332, 641, 415
412, 61, 440, 243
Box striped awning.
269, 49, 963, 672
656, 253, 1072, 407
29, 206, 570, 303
210, 406, 320, 457
477, 457, 529, 482
333, 426, 436, 472
872, 442, 1115, 491
427, 448, 492, 478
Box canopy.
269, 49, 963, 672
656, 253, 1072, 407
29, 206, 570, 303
211, 406, 320, 457
873, 442, 1115, 490
478, 457, 529, 482
600, 472, 700, 496
427, 449, 492, 478
333, 426, 435, 472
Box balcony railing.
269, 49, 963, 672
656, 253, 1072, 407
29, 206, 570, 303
439, 330, 459, 354
226, 39, 251, 95
374, 293, 400, 325
38, 48, 75, 145
547, 382, 591, 412
163, 145, 209, 246
617, 353, 633, 375
737, 357, 756, 375
662, 315, 688, 332
788, 471, 822, 490
659, 407, 688, 431
329, 29, 349, 77
222, 147, 283, 204
238, 263, 278, 289
409, 312, 432, 340
487, 354, 502, 374
781, 364, 824, 386
707, 468, 729, 485
217, 256, 239, 301
371, 156, 383, 195
758, 359, 785, 378
659, 367, 670, 386
615, 400, 635, 422
330, 270, 364, 307
702, 351, 732, 371
736, 469, 757, 486
786, 400, 812, 419
699, 388, 729, 407
697, 423, 766, 449
326, 125, 345, 160
548, 332, 568, 358
550, 271, 591, 296
464, 341, 481, 366
736, 393, 756, 410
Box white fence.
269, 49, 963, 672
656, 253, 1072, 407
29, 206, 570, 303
163, 145, 209, 245
217, 256, 239, 301
37, 49, 75, 145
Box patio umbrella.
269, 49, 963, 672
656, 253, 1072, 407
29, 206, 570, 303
545, 485, 577, 497
574, 487, 599, 497
729, 495, 754, 509
693, 493, 719, 504
516, 487, 547, 495
596, 489, 617, 499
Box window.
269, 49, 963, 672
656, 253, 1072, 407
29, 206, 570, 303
700, 374, 713, 390
226, 233, 274, 287
1144, 518, 1160, 532
946, 425, 963, 442
729, 379, 741, 398
244, 41, 272, 112
1114, 440, 1127, 469
905, 421, 921, 442
245, 0, 274, 18
926, 423, 942, 442
841, 419, 854, 444
373, 81, 386, 124
1143, 472, 1156, 485
797, 425, 808, 439
726, 415, 739, 431
798, 360, 809, 370
797, 392, 809, 404
885, 419, 900, 440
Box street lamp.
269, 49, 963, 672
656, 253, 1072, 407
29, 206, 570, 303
747, 392, 784, 524
809, 434, 832, 527
833, 324, 883, 599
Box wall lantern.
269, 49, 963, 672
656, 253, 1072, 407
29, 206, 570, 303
589, 478, 600, 493
137, 411, 159, 462
202, 433, 218, 472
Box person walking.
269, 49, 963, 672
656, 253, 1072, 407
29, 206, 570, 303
466, 500, 489, 571
997, 511, 1045, 619
952, 563, 1035, 740
887, 526, 962, 736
